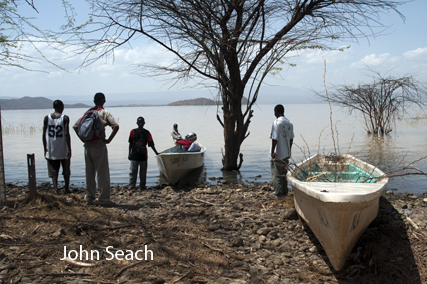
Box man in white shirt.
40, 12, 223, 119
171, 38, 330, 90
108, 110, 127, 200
269, 104, 294, 197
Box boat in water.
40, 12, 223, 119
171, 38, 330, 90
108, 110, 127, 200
155, 142, 206, 185
286, 154, 388, 271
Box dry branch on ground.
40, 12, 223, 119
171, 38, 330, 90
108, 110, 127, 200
1, 183, 426, 283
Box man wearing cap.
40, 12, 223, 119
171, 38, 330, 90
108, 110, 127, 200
128, 117, 158, 190
269, 104, 294, 198
73, 92, 119, 206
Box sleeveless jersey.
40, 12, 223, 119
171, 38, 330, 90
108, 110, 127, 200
45, 114, 69, 160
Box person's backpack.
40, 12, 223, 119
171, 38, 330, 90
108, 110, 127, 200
77, 107, 102, 142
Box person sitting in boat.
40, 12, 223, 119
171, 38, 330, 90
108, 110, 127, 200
186, 133, 201, 152
171, 124, 192, 150
171, 123, 183, 143
187, 142, 201, 152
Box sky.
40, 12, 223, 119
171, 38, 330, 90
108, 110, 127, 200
1, 0, 426, 105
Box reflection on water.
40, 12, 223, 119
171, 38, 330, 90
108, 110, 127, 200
221, 170, 244, 183
358, 135, 399, 171
352, 131, 426, 193
1, 104, 426, 194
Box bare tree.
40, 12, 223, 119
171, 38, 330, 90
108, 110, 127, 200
0, 0, 72, 71
317, 71, 427, 135
1, 1, 74, 203
66, 0, 405, 170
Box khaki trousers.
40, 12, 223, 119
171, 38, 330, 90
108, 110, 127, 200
84, 144, 110, 203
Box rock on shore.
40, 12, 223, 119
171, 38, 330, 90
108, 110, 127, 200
1, 182, 426, 283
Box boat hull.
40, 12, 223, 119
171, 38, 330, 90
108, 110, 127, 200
156, 142, 206, 185
287, 154, 388, 271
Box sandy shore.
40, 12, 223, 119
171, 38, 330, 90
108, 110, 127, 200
1, 182, 426, 283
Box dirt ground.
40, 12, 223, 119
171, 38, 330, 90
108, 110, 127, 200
1, 182, 426, 284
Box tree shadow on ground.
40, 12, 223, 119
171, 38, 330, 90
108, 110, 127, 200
3, 185, 426, 283
0, 190, 228, 283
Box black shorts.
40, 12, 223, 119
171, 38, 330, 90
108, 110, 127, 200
47, 159, 71, 177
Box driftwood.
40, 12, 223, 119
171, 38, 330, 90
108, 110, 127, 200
113, 262, 162, 279
0, 264, 16, 271
193, 197, 218, 206
406, 217, 419, 230
26, 272, 93, 277
202, 242, 228, 257
80, 279, 123, 284
172, 268, 193, 283
96, 224, 136, 231
64, 257, 97, 267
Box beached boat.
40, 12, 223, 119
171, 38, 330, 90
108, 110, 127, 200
286, 154, 388, 271
155, 142, 206, 185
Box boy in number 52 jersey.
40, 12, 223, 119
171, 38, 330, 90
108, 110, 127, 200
42, 100, 71, 194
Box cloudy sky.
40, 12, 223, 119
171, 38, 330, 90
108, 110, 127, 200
1, 0, 426, 105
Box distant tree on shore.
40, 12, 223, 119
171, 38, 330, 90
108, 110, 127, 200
317, 71, 427, 135
62, 0, 405, 171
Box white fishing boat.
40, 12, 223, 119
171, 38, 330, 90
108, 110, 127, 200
286, 154, 388, 271
156, 142, 206, 185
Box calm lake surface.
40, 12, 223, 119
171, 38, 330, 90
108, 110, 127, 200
1, 104, 426, 194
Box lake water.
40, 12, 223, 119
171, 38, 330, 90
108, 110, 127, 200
1, 104, 426, 194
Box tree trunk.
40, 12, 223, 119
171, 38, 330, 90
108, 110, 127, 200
220, 87, 247, 171
222, 117, 243, 170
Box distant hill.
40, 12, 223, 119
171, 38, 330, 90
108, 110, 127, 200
0, 86, 320, 110
0, 97, 90, 110
167, 96, 250, 106
99, 86, 317, 105
167, 97, 217, 106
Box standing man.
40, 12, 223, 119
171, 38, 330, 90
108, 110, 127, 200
128, 117, 158, 190
73, 92, 119, 206
269, 104, 294, 198
42, 100, 71, 194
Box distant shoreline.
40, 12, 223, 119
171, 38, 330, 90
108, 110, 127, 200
0, 96, 219, 110
1, 95, 326, 110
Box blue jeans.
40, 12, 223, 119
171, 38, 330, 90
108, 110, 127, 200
129, 160, 147, 189
270, 158, 289, 196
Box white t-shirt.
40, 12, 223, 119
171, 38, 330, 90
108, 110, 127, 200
270, 116, 294, 159
45, 114, 69, 160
